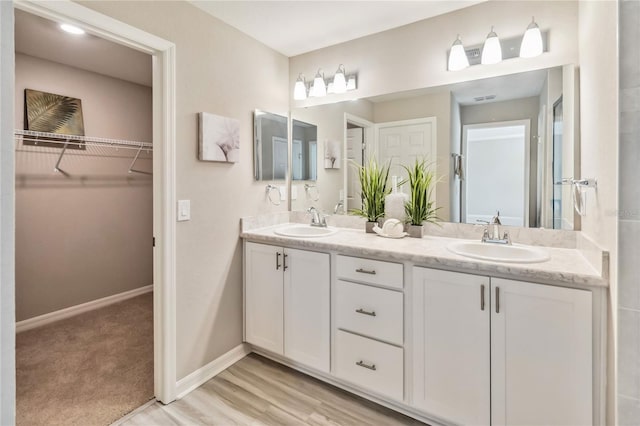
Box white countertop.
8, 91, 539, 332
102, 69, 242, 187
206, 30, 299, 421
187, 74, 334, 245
241, 224, 607, 288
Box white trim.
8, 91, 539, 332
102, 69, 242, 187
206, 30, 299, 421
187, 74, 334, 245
176, 343, 251, 399
343, 113, 375, 213
13, 0, 177, 404
16, 285, 153, 333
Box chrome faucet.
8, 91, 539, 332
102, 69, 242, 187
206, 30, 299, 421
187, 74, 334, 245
478, 211, 511, 244
308, 207, 327, 227
334, 199, 344, 215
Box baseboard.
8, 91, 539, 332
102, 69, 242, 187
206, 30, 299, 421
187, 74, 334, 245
16, 285, 153, 333
176, 343, 251, 399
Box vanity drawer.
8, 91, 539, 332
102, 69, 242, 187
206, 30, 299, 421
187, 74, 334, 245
335, 330, 404, 401
336, 280, 403, 345
336, 255, 403, 289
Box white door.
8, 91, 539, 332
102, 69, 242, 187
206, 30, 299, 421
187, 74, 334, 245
462, 121, 529, 226
284, 248, 330, 372
491, 278, 592, 426
244, 242, 284, 355
272, 136, 288, 180
377, 118, 437, 182
347, 127, 363, 211
292, 139, 303, 180
309, 141, 317, 180
412, 267, 491, 425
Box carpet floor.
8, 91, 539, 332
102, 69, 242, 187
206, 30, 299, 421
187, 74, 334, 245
16, 292, 154, 426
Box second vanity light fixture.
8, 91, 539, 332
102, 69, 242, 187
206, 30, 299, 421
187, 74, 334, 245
448, 17, 544, 71
293, 64, 357, 100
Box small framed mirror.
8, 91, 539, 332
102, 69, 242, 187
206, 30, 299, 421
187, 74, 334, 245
253, 110, 288, 181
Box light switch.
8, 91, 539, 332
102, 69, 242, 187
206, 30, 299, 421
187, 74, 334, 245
278, 185, 288, 201
177, 200, 191, 221
291, 185, 298, 200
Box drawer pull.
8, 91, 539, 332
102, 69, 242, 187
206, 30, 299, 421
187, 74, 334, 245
355, 268, 376, 275
356, 360, 377, 371
355, 308, 376, 317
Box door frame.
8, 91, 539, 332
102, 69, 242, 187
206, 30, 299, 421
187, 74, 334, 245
343, 113, 374, 213
461, 119, 530, 226
10, 0, 178, 406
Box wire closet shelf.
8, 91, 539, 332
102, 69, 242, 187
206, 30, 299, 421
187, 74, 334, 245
14, 129, 153, 176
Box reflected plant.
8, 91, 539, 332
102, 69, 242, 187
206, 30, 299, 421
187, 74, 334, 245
350, 157, 391, 222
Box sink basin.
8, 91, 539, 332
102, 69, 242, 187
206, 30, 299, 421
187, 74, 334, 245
274, 224, 338, 238
447, 241, 549, 264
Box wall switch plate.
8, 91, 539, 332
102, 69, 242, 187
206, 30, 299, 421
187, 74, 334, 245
291, 185, 298, 200
278, 186, 288, 201
177, 200, 191, 221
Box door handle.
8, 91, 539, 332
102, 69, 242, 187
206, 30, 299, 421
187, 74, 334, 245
283, 253, 288, 271
495, 286, 500, 314
276, 252, 281, 270
480, 284, 485, 311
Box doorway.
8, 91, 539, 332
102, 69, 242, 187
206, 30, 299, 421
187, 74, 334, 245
2, 1, 177, 423
461, 120, 530, 226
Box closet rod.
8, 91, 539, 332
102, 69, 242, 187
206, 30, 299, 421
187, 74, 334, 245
15, 129, 153, 150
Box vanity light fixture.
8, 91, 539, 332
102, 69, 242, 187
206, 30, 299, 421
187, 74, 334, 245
481, 26, 502, 65
520, 17, 543, 58
311, 69, 327, 97
60, 23, 85, 35
293, 74, 307, 100
332, 64, 347, 94
448, 35, 470, 71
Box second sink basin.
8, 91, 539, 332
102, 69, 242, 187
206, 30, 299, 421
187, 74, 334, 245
274, 224, 338, 238
447, 240, 550, 264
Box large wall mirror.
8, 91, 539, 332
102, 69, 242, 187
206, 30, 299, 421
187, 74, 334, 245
290, 65, 579, 230
254, 110, 288, 181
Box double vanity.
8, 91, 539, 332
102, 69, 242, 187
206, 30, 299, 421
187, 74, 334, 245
241, 214, 608, 426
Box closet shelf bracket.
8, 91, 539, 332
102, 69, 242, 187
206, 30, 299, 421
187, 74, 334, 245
128, 145, 152, 175
54, 140, 70, 177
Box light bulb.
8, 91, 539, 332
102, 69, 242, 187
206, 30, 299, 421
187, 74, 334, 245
448, 35, 469, 71
520, 17, 543, 58
293, 74, 307, 100
481, 26, 502, 65
311, 69, 326, 97
332, 64, 347, 94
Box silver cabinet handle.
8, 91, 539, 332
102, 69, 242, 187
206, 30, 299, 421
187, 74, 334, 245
355, 268, 376, 275
480, 284, 485, 311
495, 286, 500, 314
356, 360, 376, 371
283, 253, 288, 271
276, 252, 281, 270
355, 308, 376, 317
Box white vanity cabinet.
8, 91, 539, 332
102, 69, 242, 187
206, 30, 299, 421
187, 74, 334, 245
244, 242, 330, 372
412, 267, 593, 426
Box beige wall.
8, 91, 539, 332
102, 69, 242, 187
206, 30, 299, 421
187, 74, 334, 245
577, 1, 619, 424
78, 0, 290, 381
14, 53, 153, 321
373, 91, 452, 221
290, 1, 579, 109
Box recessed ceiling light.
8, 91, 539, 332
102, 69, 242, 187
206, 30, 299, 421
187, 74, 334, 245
59, 23, 85, 35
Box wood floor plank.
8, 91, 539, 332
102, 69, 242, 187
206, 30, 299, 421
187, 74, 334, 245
119, 353, 427, 426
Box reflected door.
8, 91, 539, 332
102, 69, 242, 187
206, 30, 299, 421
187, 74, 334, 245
292, 139, 303, 180
462, 121, 529, 226
347, 127, 364, 211
377, 119, 436, 182
552, 98, 564, 229
272, 136, 288, 180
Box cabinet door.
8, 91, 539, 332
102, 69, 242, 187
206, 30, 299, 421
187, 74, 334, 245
491, 278, 592, 426
284, 248, 330, 372
412, 267, 491, 425
245, 242, 284, 355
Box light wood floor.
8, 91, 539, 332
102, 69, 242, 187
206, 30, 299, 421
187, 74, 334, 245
117, 353, 426, 425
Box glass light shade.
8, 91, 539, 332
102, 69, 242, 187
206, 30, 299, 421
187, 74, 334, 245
346, 75, 357, 91
293, 75, 307, 100
520, 19, 543, 58
481, 28, 502, 65
332, 65, 347, 94
311, 70, 326, 97
60, 23, 85, 35
448, 37, 469, 71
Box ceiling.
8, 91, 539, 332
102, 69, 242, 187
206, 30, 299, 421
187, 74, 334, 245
189, 1, 485, 57
15, 9, 152, 87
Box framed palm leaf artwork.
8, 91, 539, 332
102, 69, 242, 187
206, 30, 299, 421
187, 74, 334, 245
24, 89, 86, 149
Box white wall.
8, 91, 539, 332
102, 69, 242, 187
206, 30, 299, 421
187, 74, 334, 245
0, 1, 15, 423
290, 1, 579, 109
14, 53, 153, 321
577, 1, 619, 424
79, 0, 290, 381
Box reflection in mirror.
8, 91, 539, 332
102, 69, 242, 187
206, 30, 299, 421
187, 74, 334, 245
253, 110, 288, 181
291, 65, 578, 230
292, 119, 318, 181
